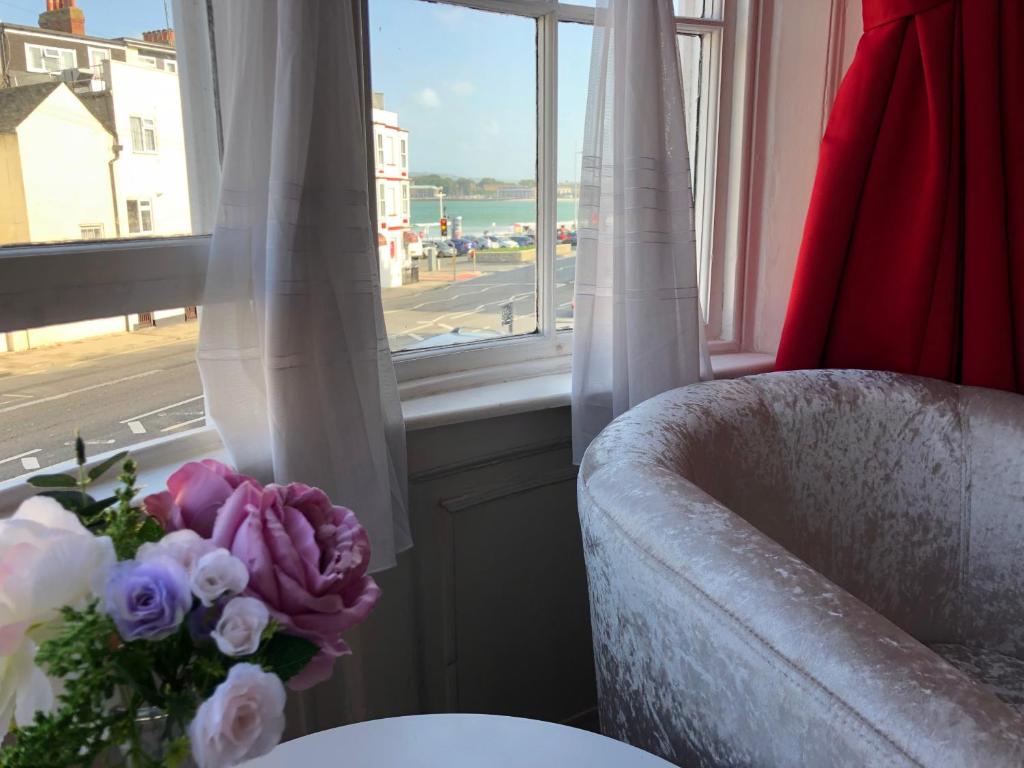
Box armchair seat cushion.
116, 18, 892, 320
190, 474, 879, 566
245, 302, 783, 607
930, 645, 1024, 715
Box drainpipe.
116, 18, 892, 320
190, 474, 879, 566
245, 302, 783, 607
108, 141, 122, 237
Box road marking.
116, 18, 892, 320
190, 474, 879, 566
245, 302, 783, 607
0, 393, 34, 399
21, 457, 40, 470
0, 448, 41, 465
120, 394, 204, 424
63, 439, 115, 446
161, 416, 205, 433
0, 370, 162, 415
128, 421, 147, 434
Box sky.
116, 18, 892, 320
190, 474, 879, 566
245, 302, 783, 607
369, 0, 592, 183
0, 0, 169, 40
0, 0, 593, 184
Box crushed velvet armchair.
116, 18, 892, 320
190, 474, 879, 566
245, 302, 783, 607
578, 370, 1024, 767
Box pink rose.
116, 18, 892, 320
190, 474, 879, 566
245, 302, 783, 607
210, 482, 379, 690
143, 460, 257, 537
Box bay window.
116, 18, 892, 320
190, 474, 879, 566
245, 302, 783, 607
0, 0, 752, 485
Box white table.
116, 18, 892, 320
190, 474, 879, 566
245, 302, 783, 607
245, 714, 676, 767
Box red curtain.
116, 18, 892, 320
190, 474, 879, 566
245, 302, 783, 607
775, 0, 1024, 391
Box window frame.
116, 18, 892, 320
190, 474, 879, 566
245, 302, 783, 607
129, 116, 159, 154
25, 43, 77, 73
87, 47, 111, 68
126, 199, 155, 234
0, 0, 755, 405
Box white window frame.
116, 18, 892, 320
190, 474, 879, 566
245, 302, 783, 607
376, 132, 384, 165
164, 60, 178, 73
79, 224, 104, 240
400, 137, 407, 169
87, 47, 111, 68
402, 183, 409, 215
126, 199, 155, 234
0, 0, 756, 484
129, 116, 158, 153
138, 55, 158, 67
25, 43, 77, 73
385, 135, 395, 166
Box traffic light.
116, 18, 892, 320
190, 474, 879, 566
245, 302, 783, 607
440, 217, 448, 237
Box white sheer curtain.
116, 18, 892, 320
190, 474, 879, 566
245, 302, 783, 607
572, 0, 711, 463
198, 0, 411, 571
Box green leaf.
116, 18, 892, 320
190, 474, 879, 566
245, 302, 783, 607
87, 450, 129, 482
138, 515, 165, 544
26, 473, 79, 488
78, 495, 118, 518
260, 633, 320, 683
39, 490, 96, 511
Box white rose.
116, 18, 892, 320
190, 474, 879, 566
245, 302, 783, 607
137, 529, 217, 573
211, 597, 269, 657
190, 549, 249, 606
188, 663, 286, 768
0, 496, 115, 739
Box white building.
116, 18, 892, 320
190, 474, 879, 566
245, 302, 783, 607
372, 93, 411, 289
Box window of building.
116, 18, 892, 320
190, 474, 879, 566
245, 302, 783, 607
138, 55, 158, 67
129, 116, 158, 153
79, 225, 104, 240
402, 183, 409, 215
126, 199, 154, 234
25, 44, 76, 73
378, 182, 386, 217
87, 48, 111, 68
164, 60, 177, 73
386, 187, 396, 217
385, 136, 394, 166
400, 138, 407, 169
376, 133, 384, 165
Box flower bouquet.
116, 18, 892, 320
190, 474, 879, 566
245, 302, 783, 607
0, 439, 379, 767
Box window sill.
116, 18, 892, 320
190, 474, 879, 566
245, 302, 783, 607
0, 352, 775, 512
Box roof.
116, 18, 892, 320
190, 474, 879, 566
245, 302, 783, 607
76, 89, 116, 135
0, 81, 61, 133
0, 21, 128, 50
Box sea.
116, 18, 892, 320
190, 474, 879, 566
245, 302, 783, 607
410, 198, 579, 236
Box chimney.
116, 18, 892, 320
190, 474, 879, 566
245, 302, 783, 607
39, 0, 85, 36
142, 29, 175, 47
372, 92, 385, 110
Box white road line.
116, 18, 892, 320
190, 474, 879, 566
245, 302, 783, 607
0, 448, 41, 465
0, 393, 34, 399
161, 416, 205, 433
0, 370, 163, 415
120, 394, 204, 424
63, 439, 115, 446
128, 421, 147, 434
21, 457, 40, 470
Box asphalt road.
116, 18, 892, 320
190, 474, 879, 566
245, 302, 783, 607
0, 255, 577, 482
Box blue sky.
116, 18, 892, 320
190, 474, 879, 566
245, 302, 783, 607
369, 0, 592, 182
0, 0, 169, 40
0, 0, 592, 183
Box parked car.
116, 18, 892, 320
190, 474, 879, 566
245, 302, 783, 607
475, 236, 499, 249
450, 238, 475, 256
424, 239, 455, 258
495, 237, 518, 248
510, 235, 534, 247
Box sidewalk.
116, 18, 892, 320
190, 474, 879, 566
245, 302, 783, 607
0, 321, 200, 378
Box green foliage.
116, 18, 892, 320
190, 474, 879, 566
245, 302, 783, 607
261, 633, 320, 683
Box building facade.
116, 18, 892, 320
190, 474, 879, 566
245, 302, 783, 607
372, 93, 412, 288
0, 1, 193, 351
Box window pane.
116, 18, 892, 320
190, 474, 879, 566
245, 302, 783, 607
677, 33, 704, 192
0, 312, 203, 483
0, 2, 198, 246
555, 21, 592, 331
370, 0, 538, 351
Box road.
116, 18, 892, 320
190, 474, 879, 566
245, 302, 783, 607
0, 255, 576, 482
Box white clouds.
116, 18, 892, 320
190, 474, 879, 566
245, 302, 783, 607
450, 81, 477, 96
415, 87, 441, 109
484, 119, 501, 137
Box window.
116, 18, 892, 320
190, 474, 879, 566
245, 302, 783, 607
1, 0, 216, 484
402, 183, 409, 215
400, 139, 407, 169
385, 187, 396, 218
164, 60, 177, 73
377, 133, 384, 165
126, 199, 154, 234
385, 136, 394, 166
88, 48, 111, 68
25, 44, 76, 73
130, 116, 158, 153
378, 182, 386, 217
138, 55, 158, 67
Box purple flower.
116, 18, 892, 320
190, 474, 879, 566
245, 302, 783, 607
102, 557, 192, 641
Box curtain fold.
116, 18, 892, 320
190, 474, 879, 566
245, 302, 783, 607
776, 0, 1024, 391
198, 0, 411, 572
571, 0, 710, 463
